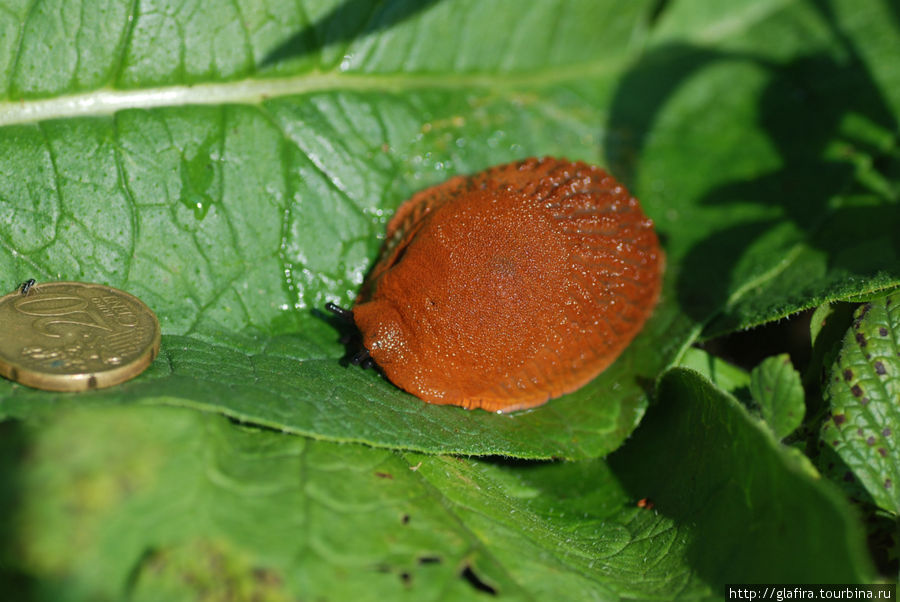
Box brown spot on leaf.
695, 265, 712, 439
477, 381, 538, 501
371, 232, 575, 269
461, 565, 498, 595
252, 567, 283, 588
833, 414, 847, 426
885, 479, 892, 489
851, 384, 863, 397
883, 428, 892, 437
875, 361, 886, 375
867, 436, 876, 446
375, 472, 394, 479
880, 327, 889, 337
418, 556, 442, 565
843, 369, 853, 381
855, 332, 867, 347
878, 448, 888, 458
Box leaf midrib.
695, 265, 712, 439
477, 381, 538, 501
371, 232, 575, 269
0, 59, 622, 127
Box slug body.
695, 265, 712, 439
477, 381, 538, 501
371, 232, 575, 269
352, 158, 662, 412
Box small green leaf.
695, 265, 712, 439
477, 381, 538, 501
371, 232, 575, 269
811, 303, 837, 348
821, 293, 900, 515
677, 347, 750, 395
809, 302, 855, 380
749, 354, 805, 439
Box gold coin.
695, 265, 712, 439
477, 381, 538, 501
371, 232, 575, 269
0, 281, 161, 392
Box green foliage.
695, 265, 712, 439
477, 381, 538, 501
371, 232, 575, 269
750, 354, 805, 439
0, 381, 874, 600
822, 293, 900, 515
0, 0, 898, 598
609, 368, 874, 586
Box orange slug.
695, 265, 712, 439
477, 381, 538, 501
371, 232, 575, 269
330, 157, 663, 413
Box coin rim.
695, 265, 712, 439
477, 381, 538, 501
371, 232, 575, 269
0, 281, 161, 392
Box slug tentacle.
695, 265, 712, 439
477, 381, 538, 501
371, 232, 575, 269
350, 348, 375, 370
325, 302, 377, 370
325, 302, 354, 321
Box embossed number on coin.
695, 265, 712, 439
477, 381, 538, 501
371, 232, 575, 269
0, 282, 161, 392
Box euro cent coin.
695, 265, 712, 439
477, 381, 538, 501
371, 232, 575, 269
0, 281, 161, 392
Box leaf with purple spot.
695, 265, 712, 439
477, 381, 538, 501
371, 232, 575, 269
821, 292, 900, 514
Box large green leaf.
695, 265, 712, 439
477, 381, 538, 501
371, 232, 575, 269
822, 292, 900, 515
1, 0, 899, 459
608, 368, 874, 586
0, 373, 874, 600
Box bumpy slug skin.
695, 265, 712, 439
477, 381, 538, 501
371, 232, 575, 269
352, 157, 663, 413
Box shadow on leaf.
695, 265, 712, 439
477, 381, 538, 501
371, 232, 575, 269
605, 0, 900, 329
0, 420, 38, 602
260, 0, 445, 68
607, 369, 875, 589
